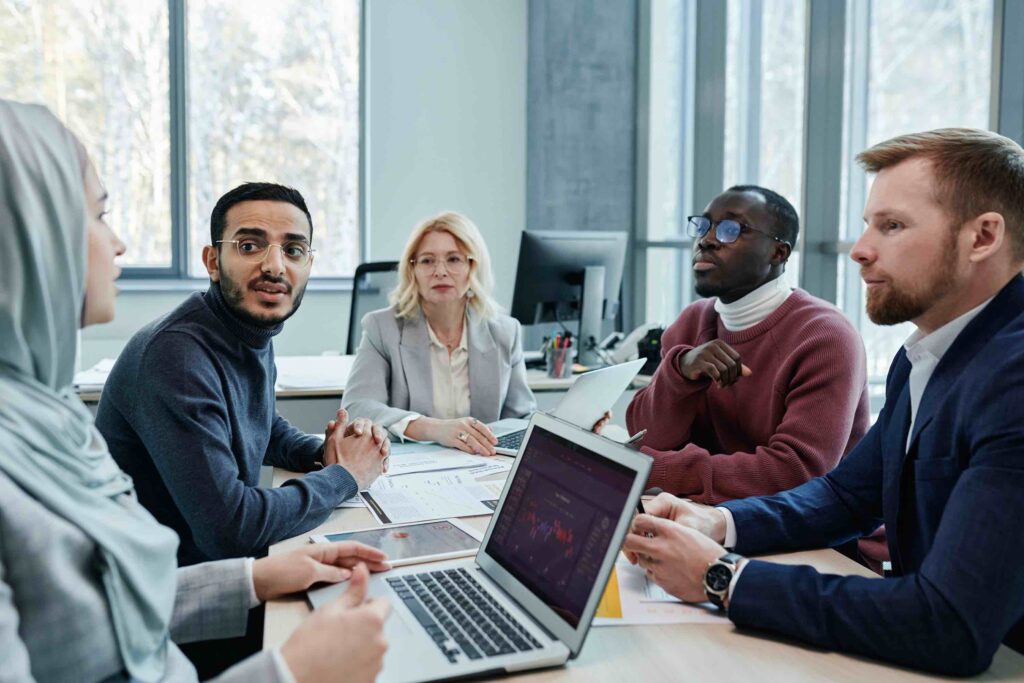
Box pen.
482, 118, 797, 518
624, 429, 647, 447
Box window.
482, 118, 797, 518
1, 0, 361, 278
1, 0, 172, 268
187, 0, 361, 277
638, 0, 807, 327
838, 0, 994, 382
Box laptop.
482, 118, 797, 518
491, 358, 646, 455
307, 412, 652, 683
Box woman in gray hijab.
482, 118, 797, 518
0, 99, 392, 683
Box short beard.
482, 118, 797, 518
219, 272, 307, 328
865, 229, 959, 326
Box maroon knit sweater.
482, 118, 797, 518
627, 289, 870, 505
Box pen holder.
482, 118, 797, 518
545, 342, 576, 378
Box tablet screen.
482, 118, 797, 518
322, 520, 479, 562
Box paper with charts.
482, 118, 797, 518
593, 556, 724, 625
360, 471, 499, 525
385, 443, 512, 477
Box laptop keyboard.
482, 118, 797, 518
387, 568, 543, 664
496, 430, 526, 451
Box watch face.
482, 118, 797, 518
706, 564, 732, 592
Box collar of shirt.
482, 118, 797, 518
426, 318, 468, 352
902, 296, 994, 448
902, 296, 994, 367
714, 276, 793, 332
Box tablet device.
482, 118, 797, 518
309, 519, 483, 566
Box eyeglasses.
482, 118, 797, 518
216, 238, 315, 266
411, 253, 473, 274
686, 216, 791, 247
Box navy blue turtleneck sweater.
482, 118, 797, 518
97, 284, 357, 565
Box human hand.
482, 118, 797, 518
622, 515, 728, 604
677, 340, 752, 387
328, 428, 388, 489
434, 417, 498, 456
591, 411, 612, 434
636, 492, 728, 546
253, 542, 392, 602
280, 563, 391, 683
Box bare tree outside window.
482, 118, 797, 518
187, 0, 361, 277
1, 0, 172, 268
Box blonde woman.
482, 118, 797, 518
343, 212, 536, 456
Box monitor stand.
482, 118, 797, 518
578, 265, 606, 366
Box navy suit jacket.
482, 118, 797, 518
721, 275, 1024, 677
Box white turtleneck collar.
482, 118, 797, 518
714, 277, 793, 332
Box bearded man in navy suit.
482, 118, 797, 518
623, 128, 1024, 677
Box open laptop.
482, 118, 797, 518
307, 412, 652, 683
491, 357, 646, 455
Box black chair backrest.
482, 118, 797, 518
347, 261, 400, 354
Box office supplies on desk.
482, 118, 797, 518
310, 519, 483, 566
360, 471, 495, 525
385, 443, 497, 476
307, 412, 651, 683
491, 358, 646, 455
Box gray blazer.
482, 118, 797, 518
0, 470, 281, 683
343, 306, 536, 427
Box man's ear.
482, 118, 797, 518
965, 212, 1006, 264
202, 244, 221, 282
772, 240, 792, 267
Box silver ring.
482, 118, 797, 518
382, 455, 390, 471
471, 418, 477, 426
458, 431, 468, 442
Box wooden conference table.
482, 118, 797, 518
265, 468, 1024, 682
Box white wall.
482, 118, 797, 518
79, 0, 528, 370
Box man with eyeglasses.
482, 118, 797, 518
97, 182, 391, 674
625, 184, 870, 509
97, 183, 390, 569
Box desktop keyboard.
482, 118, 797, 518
495, 430, 526, 451
386, 568, 542, 664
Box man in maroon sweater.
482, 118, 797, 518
627, 185, 870, 505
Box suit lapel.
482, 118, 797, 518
467, 308, 500, 421
907, 275, 1024, 451
398, 314, 435, 416
881, 352, 912, 572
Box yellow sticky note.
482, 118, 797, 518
595, 566, 623, 619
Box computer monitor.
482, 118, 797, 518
511, 230, 627, 365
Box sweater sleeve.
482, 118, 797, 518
133, 333, 357, 560
641, 324, 867, 504
263, 415, 324, 473
626, 341, 710, 446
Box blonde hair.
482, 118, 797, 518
390, 211, 500, 319
856, 128, 1024, 260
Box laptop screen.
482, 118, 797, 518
483, 425, 635, 627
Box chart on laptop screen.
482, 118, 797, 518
486, 427, 633, 627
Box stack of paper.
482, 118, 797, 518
360, 470, 503, 525
73, 358, 116, 392
274, 355, 355, 390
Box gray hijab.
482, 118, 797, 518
0, 100, 179, 682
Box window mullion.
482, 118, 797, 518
168, 0, 189, 278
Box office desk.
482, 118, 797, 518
264, 468, 1024, 682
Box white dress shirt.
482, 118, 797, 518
390, 318, 471, 439
720, 296, 994, 605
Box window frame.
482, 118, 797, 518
631, 0, 1024, 331
118, 0, 366, 285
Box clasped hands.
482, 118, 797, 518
622, 492, 737, 605
322, 408, 390, 489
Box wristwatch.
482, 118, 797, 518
703, 552, 743, 609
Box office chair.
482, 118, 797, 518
347, 260, 400, 354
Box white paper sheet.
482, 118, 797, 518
385, 445, 496, 476
467, 460, 513, 479
274, 355, 355, 389
73, 358, 116, 391
360, 471, 493, 525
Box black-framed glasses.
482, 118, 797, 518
216, 238, 315, 266
686, 216, 791, 246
